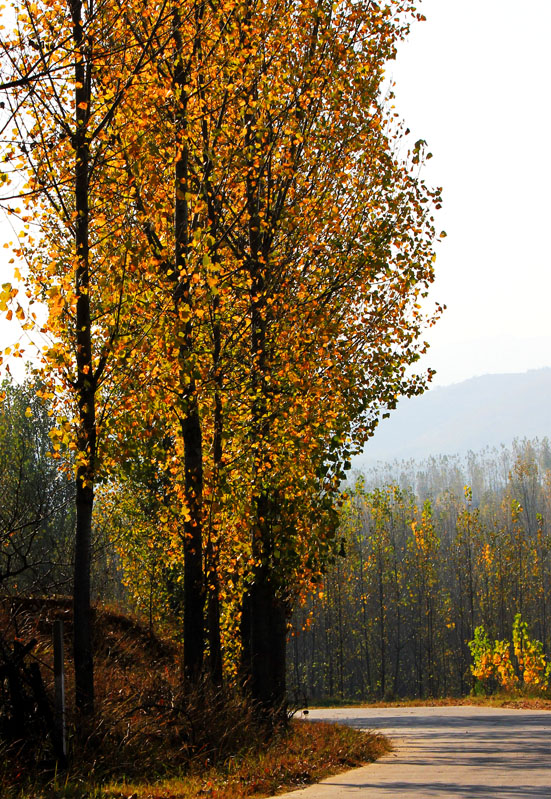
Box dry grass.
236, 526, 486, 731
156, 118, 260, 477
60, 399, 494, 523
0, 598, 390, 799
98, 719, 389, 799
3, 719, 389, 799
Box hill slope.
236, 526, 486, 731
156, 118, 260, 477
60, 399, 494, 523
356, 368, 551, 464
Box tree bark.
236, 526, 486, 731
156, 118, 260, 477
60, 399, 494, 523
180, 402, 205, 681
249, 562, 287, 712
206, 383, 223, 685
173, 6, 205, 682
70, 0, 95, 718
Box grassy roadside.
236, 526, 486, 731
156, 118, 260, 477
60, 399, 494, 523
102, 719, 389, 799
6, 720, 390, 799
0, 599, 388, 799
311, 694, 551, 711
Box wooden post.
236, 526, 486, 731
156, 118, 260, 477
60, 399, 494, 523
53, 620, 66, 763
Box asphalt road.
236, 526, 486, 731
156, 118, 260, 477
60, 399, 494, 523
273, 705, 551, 799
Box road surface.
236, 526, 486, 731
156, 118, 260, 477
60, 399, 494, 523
273, 705, 551, 798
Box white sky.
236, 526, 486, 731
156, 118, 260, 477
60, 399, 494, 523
2, 0, 551, 386
391, 0, 551, 386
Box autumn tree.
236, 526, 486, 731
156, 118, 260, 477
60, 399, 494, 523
0, 0, 170, 717
215, 0, 440, 709
3, 0, 441, 716
91, 0, 440, 708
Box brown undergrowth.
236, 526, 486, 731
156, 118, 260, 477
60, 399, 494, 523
0, 598, 389, 798
100, 720, 389, 799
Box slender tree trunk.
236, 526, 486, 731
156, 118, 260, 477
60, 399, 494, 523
427, 595, 434, 696
358, 536, 373, 695
240, 590, 253, 688
325, 599, 334, 698
242, 82, 287, 710
392, 562, 402, 696
74, 479, 94, 716
292, 624, 301, 695
201, 51, 224, 682
71, 0, 95, 719
336, 558, 344, 699
377, 551, 385, 698
173, 6, 205, 681
206, 303, 223, 685
206, 538, 223, 685
246, 350, 288, 711
180, 401, 205, 680
310, 597, 317, 698
249, 560, 287, 711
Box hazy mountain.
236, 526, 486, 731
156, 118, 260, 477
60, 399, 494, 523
355, 368, 551, 465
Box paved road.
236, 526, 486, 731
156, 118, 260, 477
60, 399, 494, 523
273, 706, 551, 798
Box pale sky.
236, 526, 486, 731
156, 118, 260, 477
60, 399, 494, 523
391, 0, 551, 386
2, 0, 551, 385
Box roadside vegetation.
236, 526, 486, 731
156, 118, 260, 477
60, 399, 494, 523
0, 598, 388, 798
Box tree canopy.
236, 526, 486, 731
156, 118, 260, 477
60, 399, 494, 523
0, 0, 441, 714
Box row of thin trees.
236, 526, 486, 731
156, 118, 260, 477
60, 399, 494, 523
289, 439, 551, 700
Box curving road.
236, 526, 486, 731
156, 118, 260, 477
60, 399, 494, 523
274, 705, 551, 799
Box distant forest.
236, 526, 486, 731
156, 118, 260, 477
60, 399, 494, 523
289, 439, 551, 700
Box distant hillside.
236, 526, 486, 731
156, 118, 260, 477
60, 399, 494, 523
356, 368, 551, 465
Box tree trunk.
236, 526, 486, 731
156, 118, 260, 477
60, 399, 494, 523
173, 6, 205, 682
206, 385, 223, 685
180, 402, 205, 681
71, 0, 95, 718
74, 479, 94, 715
249, 560, 287, 712
205, 519, 222, 685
